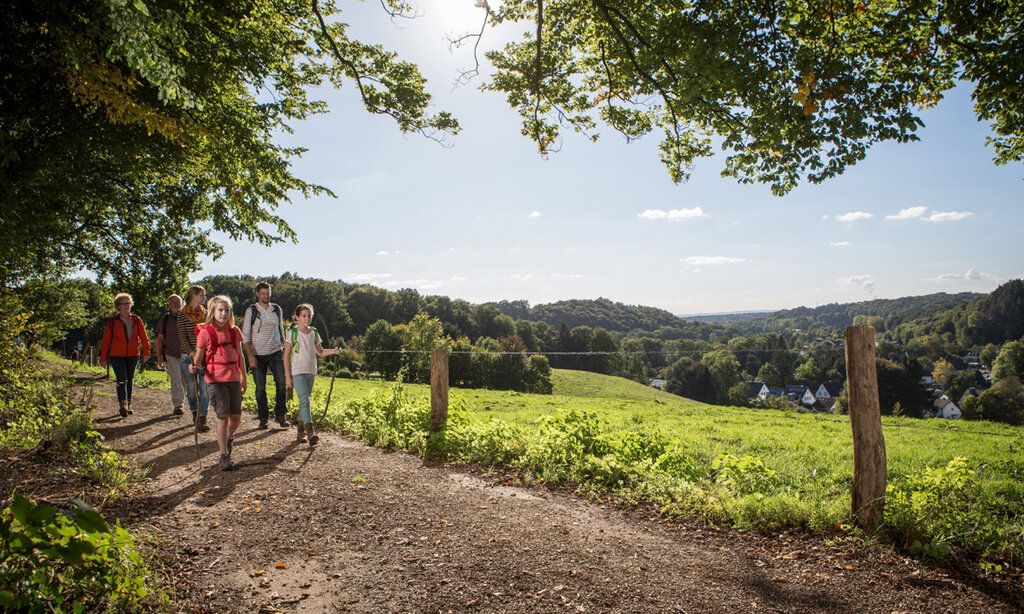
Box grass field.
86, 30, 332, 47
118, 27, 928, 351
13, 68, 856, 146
63, 353, 1023, 570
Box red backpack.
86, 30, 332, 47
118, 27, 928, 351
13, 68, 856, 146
202, 323, 242, 371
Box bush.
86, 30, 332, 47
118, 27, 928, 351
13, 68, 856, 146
0, 494, 161, 611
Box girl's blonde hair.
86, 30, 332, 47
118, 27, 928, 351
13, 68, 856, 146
113, 292, 133, 307
204, 295, 235, 325
293, 303, 314, 319
183, 285, 206, 307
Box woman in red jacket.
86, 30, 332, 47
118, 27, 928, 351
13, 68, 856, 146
100, 293, 151, 417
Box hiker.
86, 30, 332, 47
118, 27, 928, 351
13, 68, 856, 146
242, 281, 288, 429
283, 303, 342, 445
99, 293, 151, 417
192, 295, 247, 471
177, 285, 210, 432
155, 294, 186, 416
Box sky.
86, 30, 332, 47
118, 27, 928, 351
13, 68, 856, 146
198, 1, 1024, 315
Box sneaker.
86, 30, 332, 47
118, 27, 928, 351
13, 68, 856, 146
257, 421, 268, 430
126, 401, 134, 415
172, 407, 184, 416
197, 416, 210, 433
119, 400, 128, 417
307, 423, 319, 447
296, 424, 306, 443
218, 454, 233, 471
275, 416, 289, 429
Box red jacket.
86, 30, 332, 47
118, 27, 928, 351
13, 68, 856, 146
100, 314, 152, 361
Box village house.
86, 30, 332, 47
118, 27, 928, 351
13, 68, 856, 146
815, 381, 842, 401
933, 394, 962, 419
785, 384, 816, 407
744, 381, 770, 402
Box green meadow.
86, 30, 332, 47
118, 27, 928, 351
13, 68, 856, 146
72, 356, 1023, 569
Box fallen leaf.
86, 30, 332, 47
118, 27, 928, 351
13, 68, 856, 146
275, 562, 287, 569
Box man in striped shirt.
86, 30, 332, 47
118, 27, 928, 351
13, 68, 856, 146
242, 281, 288, 429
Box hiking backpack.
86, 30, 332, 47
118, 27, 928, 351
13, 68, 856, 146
248, 303, 284, 342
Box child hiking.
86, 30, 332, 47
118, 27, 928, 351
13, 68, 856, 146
283, 304, 341, 446
99, 293, 151, 417
192, 295, 247, 471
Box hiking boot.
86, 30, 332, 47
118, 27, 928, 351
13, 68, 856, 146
296, 423, 306, 443
126, 400, 134, 415
305, 423, 318, 447
197, 415, 210, 433
227, 437, 234, 457
257, 421, 268, 430
275, 415, 289, 429
172, 406, 183, 416
218, 454, 233, 471
118, 400, 128, 417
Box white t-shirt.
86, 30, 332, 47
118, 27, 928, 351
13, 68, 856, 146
290, 328, 319, 376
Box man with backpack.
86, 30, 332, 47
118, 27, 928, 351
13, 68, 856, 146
242, 281, 288, 429
155, 294, 186, 416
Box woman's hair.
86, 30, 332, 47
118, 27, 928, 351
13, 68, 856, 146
204, 295, 234, 324
293, 303, 314, 319
184, 285, 206, 307
113, 292, 133, 307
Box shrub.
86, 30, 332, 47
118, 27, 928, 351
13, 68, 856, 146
0, 494, 160, 612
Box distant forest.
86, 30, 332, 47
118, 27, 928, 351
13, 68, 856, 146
31, 274, 1024, 424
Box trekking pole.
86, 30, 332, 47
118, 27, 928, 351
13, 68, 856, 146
192, 367, 202, 468
314, 316, 347, 430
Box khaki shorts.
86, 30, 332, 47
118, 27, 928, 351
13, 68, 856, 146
208, 381, 242, 419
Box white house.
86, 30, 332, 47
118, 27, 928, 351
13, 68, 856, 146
785, 384, 816, 407
745, 381, 769, 401
815, 381, 842, 400
648, 378, 667, 390
933, 395, 962, 419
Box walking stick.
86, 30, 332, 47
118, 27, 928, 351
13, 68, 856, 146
191, 364, 202, 468
313, 316, 347, 434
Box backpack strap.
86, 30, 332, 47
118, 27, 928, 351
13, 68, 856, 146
272, 303, 284, 342
248, 304, 259, 330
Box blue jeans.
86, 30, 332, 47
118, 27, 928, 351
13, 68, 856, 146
180, 355, 209, 417
253, 351, 286, 422
292, 373, 315, 425
109, 356, 138, 404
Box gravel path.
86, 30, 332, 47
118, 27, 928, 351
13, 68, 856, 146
90, 383, 1020, 613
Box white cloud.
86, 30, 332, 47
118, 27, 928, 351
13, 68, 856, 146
928, 211, 972, 222
836, 211, 874, 222
638, 207, 707, 220
828, 241, 852, 247
886, 206, 928, 220
529, 210, 542, 219
551, 273, 584, 279
449, 275, 467, 282
511, 273, 535, 281
683, 256, 748, 266
376, 250, 389, 256
928, 269, 998, 283
348, 273, 392, 282
839, 274, 875, 294
821, 214, 831, 221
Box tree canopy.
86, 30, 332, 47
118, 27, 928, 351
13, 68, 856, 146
483, 0, 1023, 193
0, 0, 457, 286
3, 0, 1021, 289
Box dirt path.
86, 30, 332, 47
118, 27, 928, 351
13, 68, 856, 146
90, 383, 1019, 613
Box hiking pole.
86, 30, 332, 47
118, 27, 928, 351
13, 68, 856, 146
191, 367, 202, 468
313, 316, 348, 439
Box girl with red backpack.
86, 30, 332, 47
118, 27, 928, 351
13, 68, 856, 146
191, 295, 247, 471
100, 293, 151, 417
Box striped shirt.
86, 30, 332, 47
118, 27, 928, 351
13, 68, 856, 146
242, 303, 284, 356
177, 306, 206, 355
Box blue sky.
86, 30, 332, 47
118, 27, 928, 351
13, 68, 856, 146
199, 1, 1024, 314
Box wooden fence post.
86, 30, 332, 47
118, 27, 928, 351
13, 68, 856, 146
429, 348, 449, 433
844, 325, 887, 532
